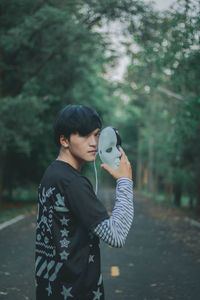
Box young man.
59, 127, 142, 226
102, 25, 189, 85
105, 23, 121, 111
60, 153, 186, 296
35, 105, 133, 300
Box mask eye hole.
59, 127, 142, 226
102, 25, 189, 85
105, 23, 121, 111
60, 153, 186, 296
106, 147, 112, 153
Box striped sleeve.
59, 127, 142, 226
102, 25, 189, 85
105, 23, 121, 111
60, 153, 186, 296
93, 177, 134, 248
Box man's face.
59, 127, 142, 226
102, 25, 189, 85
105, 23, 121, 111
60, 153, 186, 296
67, 128, 100, 164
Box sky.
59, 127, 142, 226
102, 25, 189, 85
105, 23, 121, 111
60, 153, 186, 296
105, 0, 175, 82
144, 0, 175, 11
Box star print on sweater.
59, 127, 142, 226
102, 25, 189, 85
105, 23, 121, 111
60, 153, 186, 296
60, 250, 70, 260
89, 255, 95, 263
46, 282, 52, 296
60, 217, 70, 226
61, 286, 73, 300
60, 238, 70, 248
93, 287, 102, 300
61, 228, 69, 237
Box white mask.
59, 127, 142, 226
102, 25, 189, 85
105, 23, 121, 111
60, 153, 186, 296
98, 126, 121, 169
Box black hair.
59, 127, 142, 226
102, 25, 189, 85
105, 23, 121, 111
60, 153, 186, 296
53, 104, 102, 147
113, 128, 122, 146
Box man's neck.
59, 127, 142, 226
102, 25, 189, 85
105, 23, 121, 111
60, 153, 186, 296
57, 149, 83, 171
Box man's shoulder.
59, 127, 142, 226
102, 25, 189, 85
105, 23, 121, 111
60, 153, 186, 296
40, 160, 81, 186
69, 173, 92, 189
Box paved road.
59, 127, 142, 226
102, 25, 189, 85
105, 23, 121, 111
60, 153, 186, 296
100, 190, 200, 300
0, 190, 200, 300
0, 212, 36, 300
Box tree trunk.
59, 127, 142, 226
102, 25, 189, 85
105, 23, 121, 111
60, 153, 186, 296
196, 181, 200, 213
174, 183, 182, 207
136, 129, 142, 191
0, 149, 3, 204
165, 183, 173, 203
148, 136, 154, 194
153, 166, 158, 201
189, 195, 194, 210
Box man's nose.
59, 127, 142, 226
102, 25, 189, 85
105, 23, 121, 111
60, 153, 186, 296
89, 135, 98, 146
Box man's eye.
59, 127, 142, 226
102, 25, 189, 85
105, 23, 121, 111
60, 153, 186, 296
106, 147, 112, 153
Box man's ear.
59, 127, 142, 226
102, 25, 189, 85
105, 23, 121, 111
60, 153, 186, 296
60, 135, 69, 149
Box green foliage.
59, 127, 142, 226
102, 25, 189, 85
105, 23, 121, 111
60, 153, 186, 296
0, 0, 147, 201
122, 0, 200, 210
1, 0, 199, 214
0, 95, 47, 153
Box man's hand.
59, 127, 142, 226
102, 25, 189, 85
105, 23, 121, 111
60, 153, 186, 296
101, 147, 132, 180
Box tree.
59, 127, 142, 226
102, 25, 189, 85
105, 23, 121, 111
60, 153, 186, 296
0, 0, 148, 202
122, 0, 200, 210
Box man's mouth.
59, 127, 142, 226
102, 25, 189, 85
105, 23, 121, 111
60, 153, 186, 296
88, 150, 97, 154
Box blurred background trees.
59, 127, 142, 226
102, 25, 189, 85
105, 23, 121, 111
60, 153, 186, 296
0, 0, 199, 213
117, 0, 200, 211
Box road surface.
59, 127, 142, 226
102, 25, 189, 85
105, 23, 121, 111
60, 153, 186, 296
0, 189, 200, 300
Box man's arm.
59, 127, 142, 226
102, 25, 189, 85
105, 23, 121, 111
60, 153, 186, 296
93, 177, 133, 248
66, 147, 133, 247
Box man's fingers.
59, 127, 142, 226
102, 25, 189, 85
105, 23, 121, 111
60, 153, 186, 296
119, 147, 125, 159
101, 163, 118, 177
101, 163, 113, 173
119, 146, 125, 155
119, 147, 128, 162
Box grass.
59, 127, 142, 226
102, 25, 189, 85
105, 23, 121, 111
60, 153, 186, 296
0, 202, 36, 224
139, 189, 200, 221
0, 187, 37, 224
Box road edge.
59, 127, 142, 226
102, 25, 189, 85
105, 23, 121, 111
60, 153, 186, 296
0, 214, 25, 231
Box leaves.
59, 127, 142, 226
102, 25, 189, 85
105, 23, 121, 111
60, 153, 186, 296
121, 0, 200, 209
0, 0, 148, 200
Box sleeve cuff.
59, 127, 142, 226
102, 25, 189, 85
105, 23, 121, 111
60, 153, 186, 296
116, 177, 133, 187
